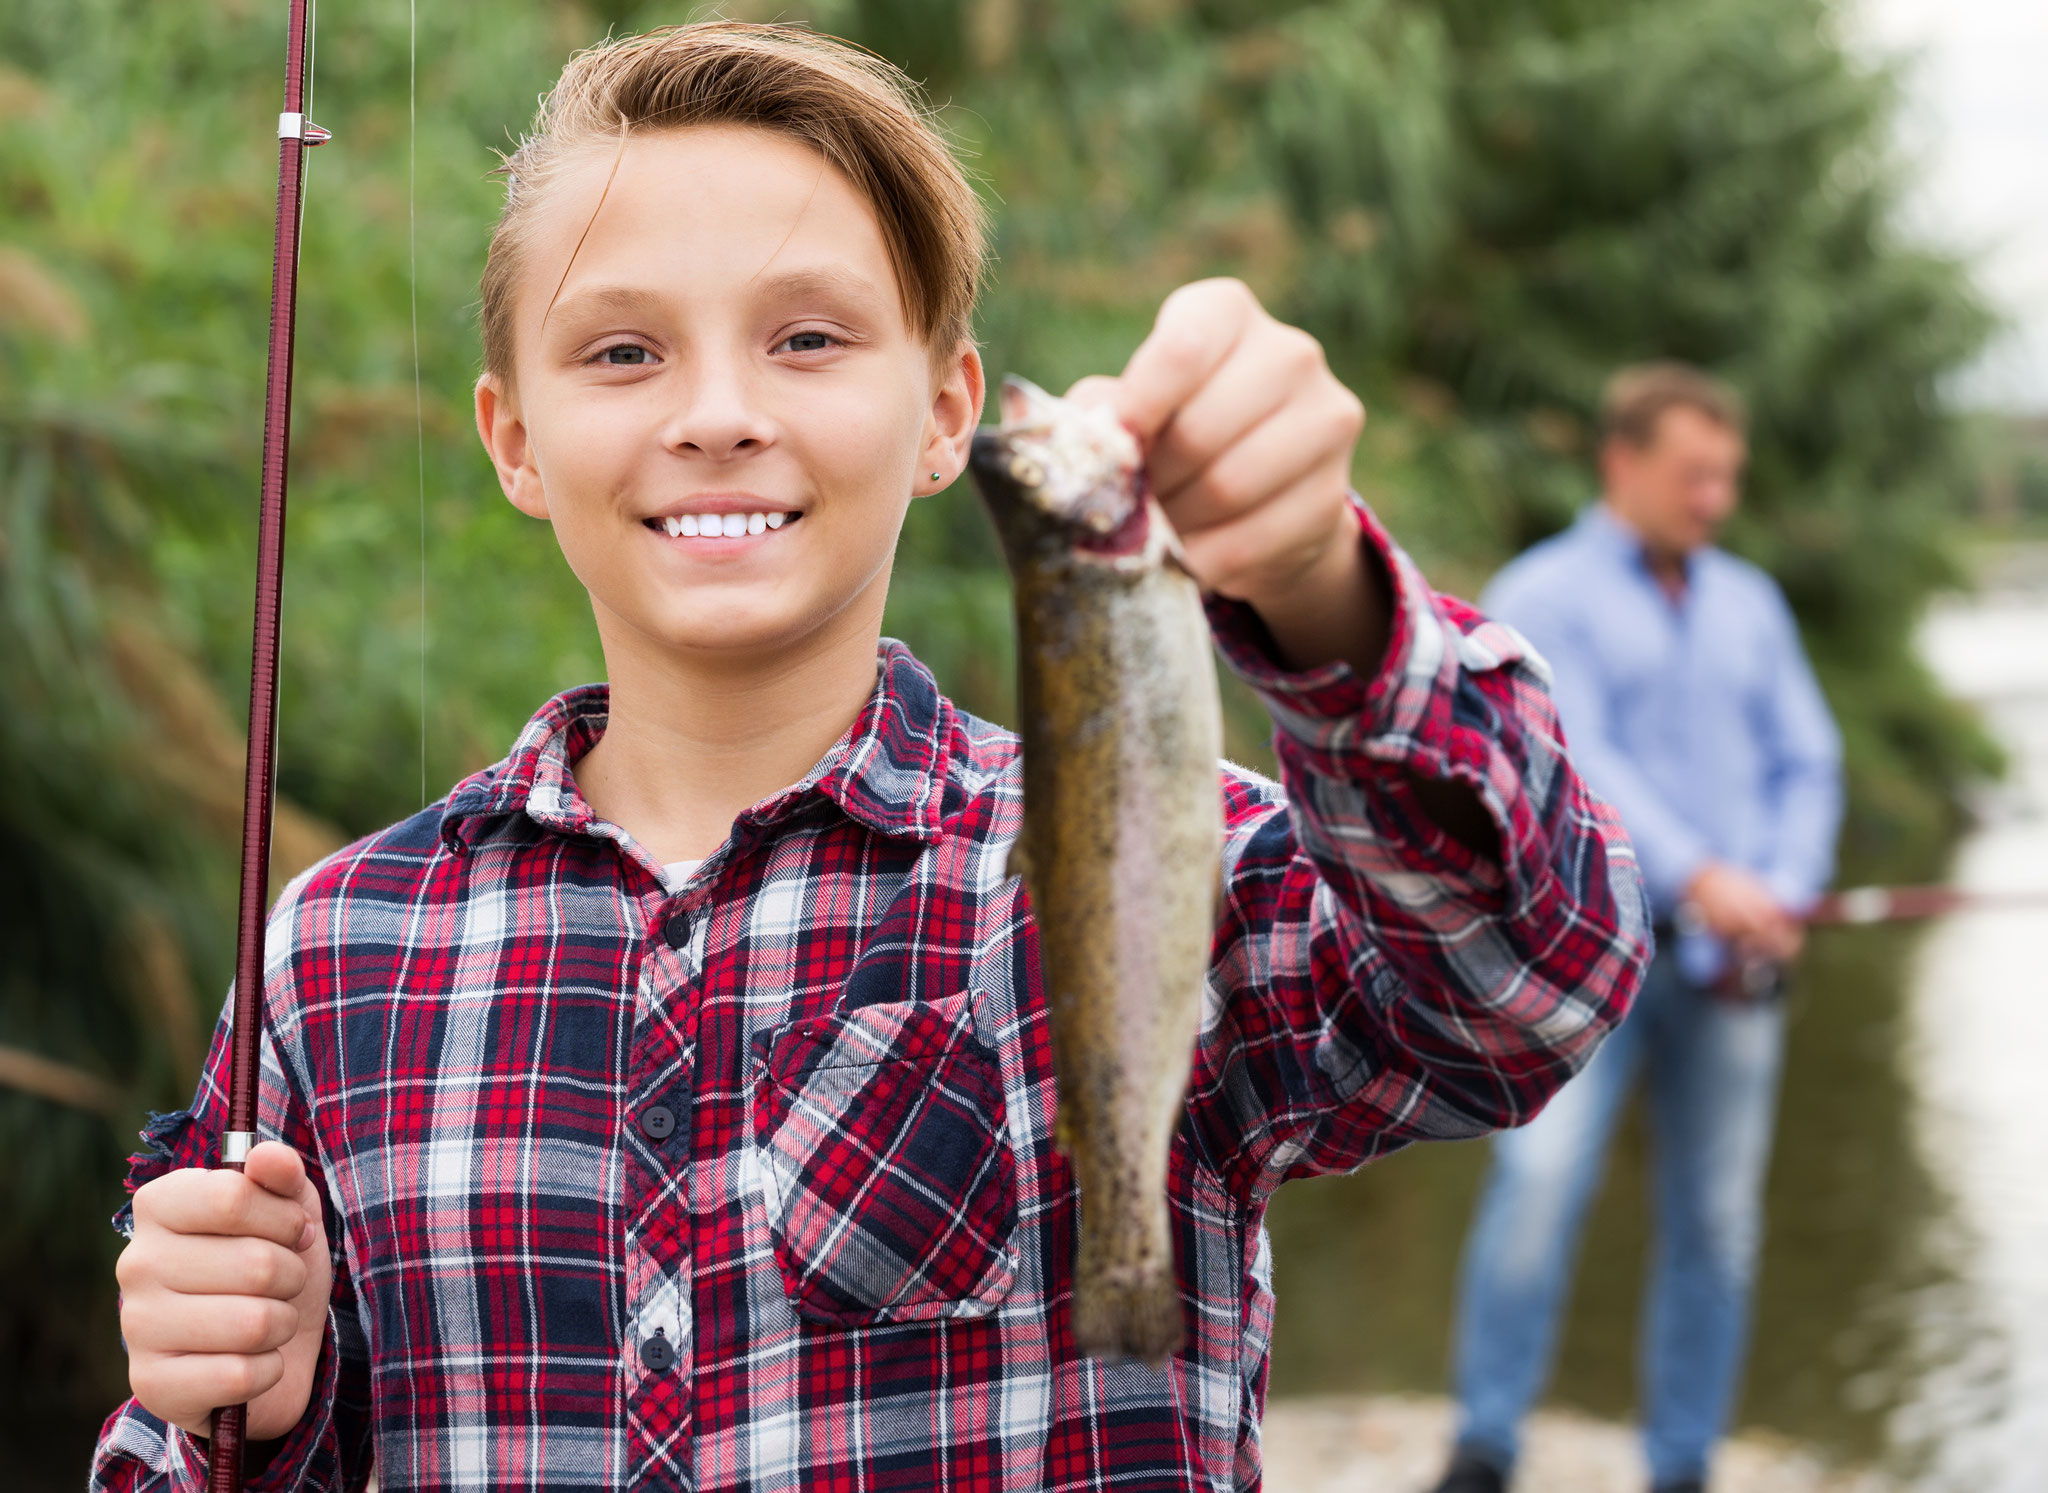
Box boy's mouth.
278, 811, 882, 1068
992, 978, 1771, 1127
642, 509, 803, 539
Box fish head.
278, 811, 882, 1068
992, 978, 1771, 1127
970, 377, 1149, 561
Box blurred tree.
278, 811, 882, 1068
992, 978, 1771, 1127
0, 0, 2001, 1476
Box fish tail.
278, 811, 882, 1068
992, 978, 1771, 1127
1071, 1262, 1184, 1367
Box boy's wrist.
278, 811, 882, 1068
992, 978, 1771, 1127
1235, 508, 1392, 680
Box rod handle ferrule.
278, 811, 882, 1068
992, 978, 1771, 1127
276, 113, 332, 145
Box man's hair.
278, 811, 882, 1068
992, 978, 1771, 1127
1600, 362, 1747, 448
479, 22, 988, 381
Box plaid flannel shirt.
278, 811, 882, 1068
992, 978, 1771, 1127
93, 507, 1648, 1493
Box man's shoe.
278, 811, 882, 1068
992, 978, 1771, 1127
1428, 1449, 1507, 1493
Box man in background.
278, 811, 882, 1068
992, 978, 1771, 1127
1428, 364, 1844, 1493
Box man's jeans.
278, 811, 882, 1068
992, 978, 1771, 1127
1449, 947, 1786, 1486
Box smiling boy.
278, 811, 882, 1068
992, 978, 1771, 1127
95, 24, 1647, 1493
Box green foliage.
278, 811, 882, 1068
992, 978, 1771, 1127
0, 0, 2002, 1468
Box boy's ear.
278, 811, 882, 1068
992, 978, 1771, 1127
475, 372, 551, 521
915, 339, 986, 496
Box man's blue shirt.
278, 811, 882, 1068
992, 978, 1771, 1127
1482, 505, 1843, 968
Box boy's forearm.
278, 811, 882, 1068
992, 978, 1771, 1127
1245, 526, 1497, 858
1241, 522, 1391, 680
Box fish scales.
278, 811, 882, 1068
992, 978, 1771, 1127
968, 377, 1224, 1365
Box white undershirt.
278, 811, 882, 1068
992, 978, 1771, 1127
662, 860, 702, 889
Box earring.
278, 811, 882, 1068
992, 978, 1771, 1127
930, 471, 942, 481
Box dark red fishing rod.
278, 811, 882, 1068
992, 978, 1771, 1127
210, 2, 328, 1489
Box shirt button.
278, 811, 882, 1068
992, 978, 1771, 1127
661, 909, 691, 949
640, 1330, 675, 1373
639, 1104, 676, 1141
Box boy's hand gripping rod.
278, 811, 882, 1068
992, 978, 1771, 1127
210, 2, 328, 1488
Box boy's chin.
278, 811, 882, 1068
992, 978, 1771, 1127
626, 593, 846, 662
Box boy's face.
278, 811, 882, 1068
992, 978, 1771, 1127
476, 125, 982, 668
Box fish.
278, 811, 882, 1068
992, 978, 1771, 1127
967, 375, 1225, 1365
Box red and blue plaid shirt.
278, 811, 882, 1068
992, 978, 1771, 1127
94, 510, 1648, 1493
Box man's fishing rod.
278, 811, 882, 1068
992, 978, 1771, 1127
210, 1, 327, 1488
1682, 880, 2048, 1001
1806, 882, 2048, 926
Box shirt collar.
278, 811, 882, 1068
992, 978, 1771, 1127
1578, 502, 1698, 589
439, 640, 951, 853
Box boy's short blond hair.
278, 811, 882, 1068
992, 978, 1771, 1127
479, 22, 988, 381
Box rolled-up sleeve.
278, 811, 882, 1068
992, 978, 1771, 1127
1185, 501, 1651, 1201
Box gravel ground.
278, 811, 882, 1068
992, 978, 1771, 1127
1261, 1396, 1895, 1493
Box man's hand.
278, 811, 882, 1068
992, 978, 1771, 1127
1067, 278, 1378, 678
1683, 861, 1805, 965
117, 1141, 332, 1443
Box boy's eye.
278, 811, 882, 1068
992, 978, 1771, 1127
599, 344, 651, 365
778, 331, 835, 354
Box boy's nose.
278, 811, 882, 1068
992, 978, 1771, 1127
661, 367, 776, 461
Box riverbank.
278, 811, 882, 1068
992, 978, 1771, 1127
1262, 1396, 1893, 1493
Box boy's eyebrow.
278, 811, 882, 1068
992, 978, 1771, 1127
547, 268, 889, 332
745, 265, 890, 308
546, 284, 671, 325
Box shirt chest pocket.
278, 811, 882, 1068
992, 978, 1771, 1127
749, 988, 1021, 1326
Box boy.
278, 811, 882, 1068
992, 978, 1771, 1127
96, 23, 1647, 1493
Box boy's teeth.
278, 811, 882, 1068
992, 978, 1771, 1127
656, 511, 795, 536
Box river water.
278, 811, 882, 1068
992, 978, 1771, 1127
1264, 550, 2048, 1487
1892, 557, 2048, 1489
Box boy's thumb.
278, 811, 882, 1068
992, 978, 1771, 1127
241, 1138, 308, 1199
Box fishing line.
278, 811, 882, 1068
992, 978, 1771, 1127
410, 0, 428, 808
282, 0, 315, 774
298, 1, 316, 263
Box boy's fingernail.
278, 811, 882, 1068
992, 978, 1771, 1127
299, 1218, 317, 1251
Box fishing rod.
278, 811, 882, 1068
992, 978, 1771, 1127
1806, 883, 2048, 926
211, 1, 327, 1488
1680, 880, 2047, 1001
1682, 880, 2048, 942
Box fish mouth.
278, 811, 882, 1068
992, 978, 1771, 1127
974, 376, 1142, 535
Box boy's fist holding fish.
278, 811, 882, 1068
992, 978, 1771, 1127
1065, 277, 1494, 857
1066, 277, 1386, 681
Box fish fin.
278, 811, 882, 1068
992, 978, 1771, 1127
1053, 1103, 1074, 1156
1072, 1263, 1184, 1368
1005, 837, 1031, 884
